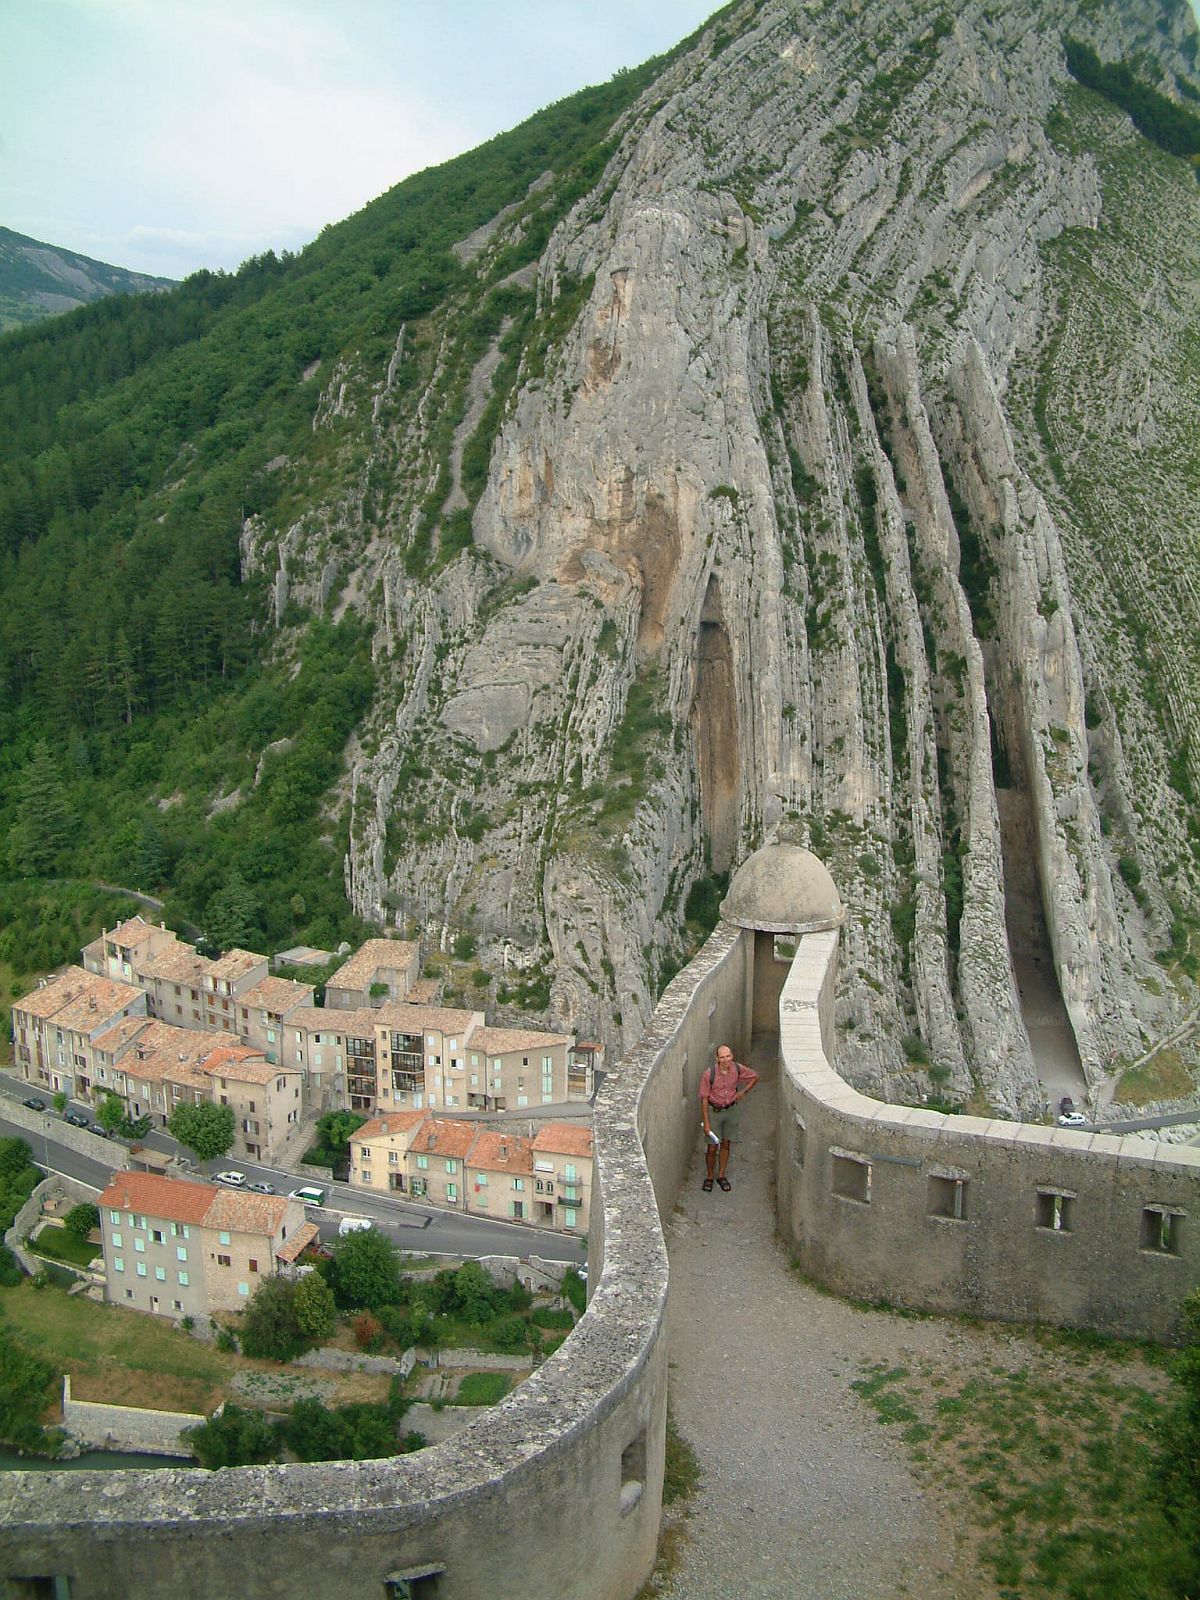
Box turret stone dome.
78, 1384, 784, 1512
720, 843, 845, 934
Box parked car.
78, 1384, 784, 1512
1058, 1111, 1088, 1127
22, 1097, 45, 1111
338, 1216, 373, 1236
215, 1170, 246, 1187
63, 1110, 90, 1128
89, 1125, 110, 1138
248, 1181, 276, 1195
288, 1186, 327, 1207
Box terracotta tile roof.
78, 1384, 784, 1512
103, 915, 162, 949
531, 1122, 594, 1159
238, 976, 314, 1015
412, 1117, 476, 1159
206, 948, 267, 981
14, 967, 145, 1030
204, 1188, 290, 1235
377, 1004, 483, 1037
327, 938, 419, 992
92, 1016, 155, 1056
351, 1112, 429, 1144
467, 1129, 534, 1175
116, 1021, 214, 1085
275, 1221, 321, 1263
200, 1045, 292, 1085
139, 943, 214, 984
470, 1026, 572, 1055
287, 1006, 381, 1037
98, 1170, 216, 1225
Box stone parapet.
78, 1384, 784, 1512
778, 931, 1200, 1343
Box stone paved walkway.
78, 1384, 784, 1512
659, 1036, 965, 1600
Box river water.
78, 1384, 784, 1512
0, 1449, 194, 1471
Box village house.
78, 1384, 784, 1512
203, 1043, 304, 1164
11, 967, 147, 1098
373, 1005, 485, 1112
529, 1123, 593, 1233
348, 1116, 593, 1234
464, 1128, 535, 1223
463, 1026, 574, 1110
236, 975, 315, 1063
97, 1171, 311, 1320
323, 938, 421, 1010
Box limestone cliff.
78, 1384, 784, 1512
245, 0, 1200, 1117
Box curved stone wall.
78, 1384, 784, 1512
0, 924, 750, 1600
778, 931, 1200, 1342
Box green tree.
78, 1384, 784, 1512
293, 1271, 337, 1342
311, 1109, 367, 1164
7, 743, 74, 877
186, 1403, 280, 1469
168, 1101, 235, 1161
328, 1227, 403, 1310
451, 1261, 502, 1326
51, 1092, 66, 1115
204, 870, 260, 952
97, 1093, 126, 1133
239, 1277, 308, 1362
63, 1203, 100, 1241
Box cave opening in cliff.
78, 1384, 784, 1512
690, 576, 741, 876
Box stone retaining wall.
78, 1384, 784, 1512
778, 930, 1200, 1342
0, 1102, 130, 1171
6, 1177, 99, 1278
61, 1377, 201, 1458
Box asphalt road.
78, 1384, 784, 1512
0, 1074, 583, 1264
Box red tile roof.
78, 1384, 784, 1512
467, 1130, 534, 1175
275, 1221, 321, 1263
352, 1112, 429, 1144
530, 1122, 594, 1159
98, 1171, 215, 1225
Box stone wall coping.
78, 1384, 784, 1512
781, 935, 1200, 1189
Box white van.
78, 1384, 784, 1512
338, 1216, 374, 1236
288, 1186, 327, 1207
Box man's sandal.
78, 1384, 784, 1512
702, 1178, 714, 1191
717, 1178, 732, 1192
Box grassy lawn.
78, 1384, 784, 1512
0, 1282, 393, 1416
31, 1227, 102, 1268
448, 1370, 510, 1406
849, 1326, 1193, 1599
1115, 1047, 1196, 1106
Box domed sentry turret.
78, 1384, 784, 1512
720, 844, 845, 935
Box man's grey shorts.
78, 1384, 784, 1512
707, 1103, 740, 1142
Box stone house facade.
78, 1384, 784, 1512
349, 1115, 593, 1233
11, 967, 148, 1098
323, 937, 420, 1010
97, 1170, 307, 1320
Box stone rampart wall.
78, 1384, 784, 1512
778, 931, 1200, 1342
61, 1377, 200, 1457
0, 923, 750, 1600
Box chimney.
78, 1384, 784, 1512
89, 996, 97, 1010
499, 1139, 508, 1161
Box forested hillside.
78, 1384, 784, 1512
0, 52, 671, 960
0, 227, 174, 333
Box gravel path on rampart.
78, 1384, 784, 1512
658, 1038, 968, 1600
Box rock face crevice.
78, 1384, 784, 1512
253, 0, 1200, 1113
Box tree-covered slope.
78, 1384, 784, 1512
0, 47, 678, 959
0, 227, 174, 333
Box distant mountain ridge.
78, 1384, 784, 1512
0, 227, 174, 331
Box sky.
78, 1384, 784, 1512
0, 0, 722, 281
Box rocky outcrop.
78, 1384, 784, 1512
263, 0, 1200, 1115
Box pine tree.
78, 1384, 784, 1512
205, 870, 260, 951
7, 743, 74, 876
